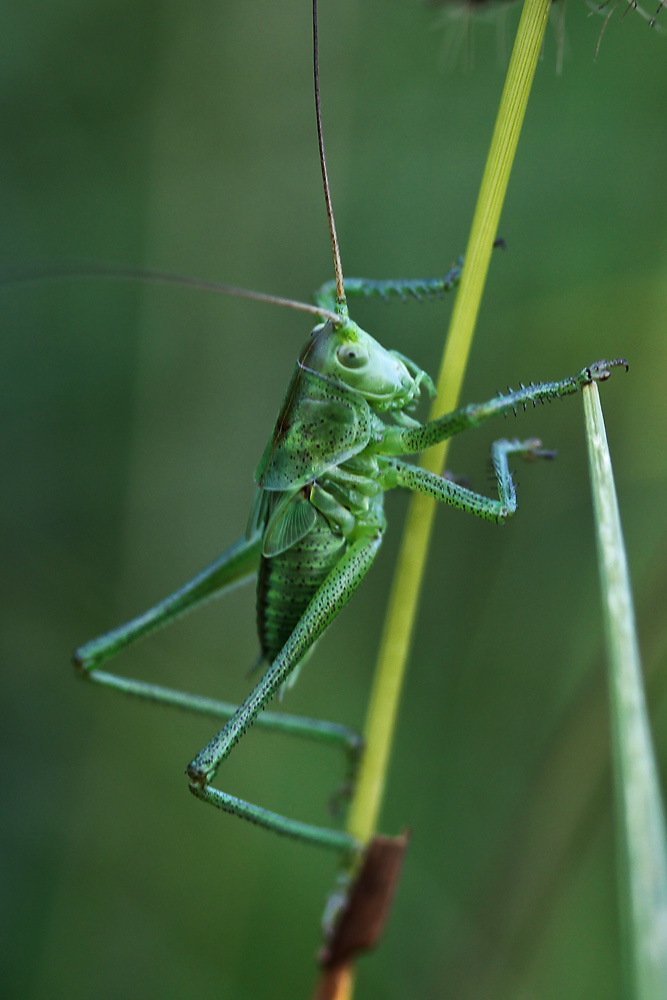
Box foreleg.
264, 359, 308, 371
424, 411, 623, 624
381, 359, 628, 457
313, 260, 463, 312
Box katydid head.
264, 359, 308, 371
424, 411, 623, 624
299, 319, 434, 413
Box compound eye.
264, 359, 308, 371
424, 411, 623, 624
337, 343, 368, 369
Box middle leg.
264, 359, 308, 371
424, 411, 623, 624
380, 440, 555, 523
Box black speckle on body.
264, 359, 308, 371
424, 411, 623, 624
257, 515, 346, 662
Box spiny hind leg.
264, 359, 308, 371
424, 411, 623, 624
74, 534, 263, 674
73, 530, 361, 779
186, 530, 384, 852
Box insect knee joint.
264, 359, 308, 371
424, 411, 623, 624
186, 762, 210, 791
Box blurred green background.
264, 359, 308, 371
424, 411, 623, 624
2, 1, 666, 998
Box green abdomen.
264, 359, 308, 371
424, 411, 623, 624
257, 515, 346, 663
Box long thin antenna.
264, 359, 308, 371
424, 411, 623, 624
0, 262, 340, 323
312, 0, 346, 314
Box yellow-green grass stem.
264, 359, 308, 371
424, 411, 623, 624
583, 383, 667, 999
346, 0, 553, 849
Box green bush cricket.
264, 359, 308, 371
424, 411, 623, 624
72, 0, 627, 867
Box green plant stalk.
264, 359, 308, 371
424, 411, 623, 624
346, 0, 553, 848
583, 383, 667, 1000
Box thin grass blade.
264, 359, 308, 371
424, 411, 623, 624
583, 381, 667, 999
